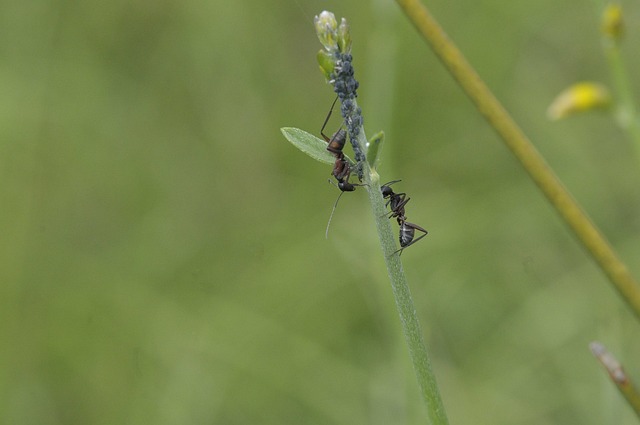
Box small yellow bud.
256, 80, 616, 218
602, 3, 624, 42
547, 82, 612, 121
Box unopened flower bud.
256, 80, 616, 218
547, 82, 611, 120
602, 3, 624, 42
317, 49, 336, 80
314, 11, 339, 52
337, 18, 352, 53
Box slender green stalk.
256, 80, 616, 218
394, 0, 640, 321
604, 41, 640, 162
368, 182, 451, 425
600, 3, 640, 161
357, 113, 449, 425
283, 119, 449, 424
590, 341, 640, 417
312, 12, 449, 423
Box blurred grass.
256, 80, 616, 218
1, 0, 640, 424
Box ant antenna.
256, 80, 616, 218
325, 179, 369, 238
325, 180, 345, 239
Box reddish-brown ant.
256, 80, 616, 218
321, 97, 363, 237
321, 97, 357, 191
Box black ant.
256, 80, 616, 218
381, 180, 410, 221
380, 180, 428, 255
321, 97, 363, 237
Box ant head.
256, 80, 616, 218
381, 180, 401, 197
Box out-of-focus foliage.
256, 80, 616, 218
2, 0, 640, 424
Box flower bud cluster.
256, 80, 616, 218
314, 11, 365, 171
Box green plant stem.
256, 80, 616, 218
394, 0, 640, 321
347, 100, 449, 425
604, 41, 640, 163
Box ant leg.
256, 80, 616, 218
391, 232, 427, 256
320, 96, 340, 142
391, 222, 428, 256
332, 157, 350, 182
389, 194, 410, 217
380, 195, 410, 219
405, 221, 428, 236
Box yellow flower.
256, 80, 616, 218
547, 82, 612, 120
602, 3, 624, 42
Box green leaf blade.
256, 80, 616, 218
281, 127, 334, 165
281, 127, 354, 165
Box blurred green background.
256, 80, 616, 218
2, 0, 640, 423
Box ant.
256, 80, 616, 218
321, 97, 358, 192
321, 96, 363, 237
381, 180, 410, 221
380, 180, 428, 256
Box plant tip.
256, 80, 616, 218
314, 11, 339, 53
602, 3, 624, 43
338, 18, 352, 54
